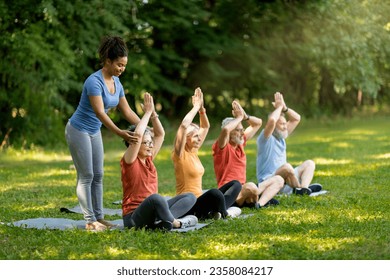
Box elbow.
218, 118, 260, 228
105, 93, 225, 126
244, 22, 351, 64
179, 122, 189, 132
254, 119, 263, 128
95, 110, 107, 120
157, 130, 166, 138
221, 127, 230, 136
133, 130, 144, 140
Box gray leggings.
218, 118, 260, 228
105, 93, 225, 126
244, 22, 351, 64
65, 122, 104, 223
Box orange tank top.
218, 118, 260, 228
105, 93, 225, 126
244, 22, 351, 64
172, 149, 204, 198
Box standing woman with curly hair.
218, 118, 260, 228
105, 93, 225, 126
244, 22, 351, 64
65, 36, 140, 231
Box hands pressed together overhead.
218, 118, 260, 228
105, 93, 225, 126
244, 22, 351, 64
272, 92, 288, 112
192, 87, 204, 111
122, 92, 156, 145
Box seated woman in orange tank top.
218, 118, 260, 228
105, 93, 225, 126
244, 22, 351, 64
171, 88, 242, 220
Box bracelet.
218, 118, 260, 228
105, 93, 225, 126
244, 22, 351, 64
245, 115, 250, 121
151, 114, 159, 119
282, 107, 289, 113
199, 110, 206, 115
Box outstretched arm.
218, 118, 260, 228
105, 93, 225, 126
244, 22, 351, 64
198, 89, 210, 147
173, 87, 203, 157
216, 100, 244, 148
150, 110, 165, 160
263, 92, 284, 139
237, 101, 262, 140
283, 102, 301, 136
123, 93, 154, 164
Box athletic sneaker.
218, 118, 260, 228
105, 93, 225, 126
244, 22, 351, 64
177, 215, 198, 228
154, 220, 173, 231
308, 183, 323, 193
263, 198, 280, 207
226, 206, 242, 218
208, 212, 222, 220
246, 202, 260, 209
293, 187, 312, 195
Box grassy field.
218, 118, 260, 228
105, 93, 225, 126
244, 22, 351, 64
0, 116, 389, 260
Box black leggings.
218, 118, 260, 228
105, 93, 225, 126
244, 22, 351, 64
186, 180, 242, 219
123, 193, 196, 229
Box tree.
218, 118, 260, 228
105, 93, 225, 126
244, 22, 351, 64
249, 0, 390, 116
1, 0, 389, 147
0, 0, 133, 147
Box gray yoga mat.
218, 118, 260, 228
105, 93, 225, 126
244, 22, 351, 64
10, 217, 209, 232
60, 205, 122, 216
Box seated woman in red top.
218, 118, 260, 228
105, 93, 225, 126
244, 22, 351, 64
121, 93, 197, 230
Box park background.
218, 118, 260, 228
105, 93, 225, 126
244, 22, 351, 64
0, 0, 389, 261
1, 0, 390, 147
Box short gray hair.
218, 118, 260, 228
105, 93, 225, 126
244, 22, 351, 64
221, 117, 235, 128
123, 125, 152, 147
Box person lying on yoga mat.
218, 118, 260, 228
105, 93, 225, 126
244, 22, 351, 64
121, 93, 198, 231
172, 87, 242, 220
256, 92, 323, 196
212, 100, 284, 209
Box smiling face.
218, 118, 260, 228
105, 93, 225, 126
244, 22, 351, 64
106, 56, 127, 77
273, 116, 288, 139
138, 132, 154, 159
185, 124, 201, 150
229, 123, 245, 146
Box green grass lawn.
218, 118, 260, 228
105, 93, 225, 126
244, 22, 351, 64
0, 116, 389, 260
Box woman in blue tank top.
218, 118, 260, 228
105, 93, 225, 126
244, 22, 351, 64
65, 36, 140, 231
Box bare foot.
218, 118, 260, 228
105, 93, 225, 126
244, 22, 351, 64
97, 219, 117, 228
86, 221, 107, 231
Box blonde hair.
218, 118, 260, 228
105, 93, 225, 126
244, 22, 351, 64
186, 123, 200, 137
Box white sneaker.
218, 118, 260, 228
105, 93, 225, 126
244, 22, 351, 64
177, 215, 198, 228
226, 206, 242, 218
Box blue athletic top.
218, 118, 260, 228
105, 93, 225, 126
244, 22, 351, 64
69, 69, 125, 134
256, 129, 287, 182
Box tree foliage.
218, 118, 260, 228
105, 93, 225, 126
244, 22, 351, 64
1, 0, 389, 147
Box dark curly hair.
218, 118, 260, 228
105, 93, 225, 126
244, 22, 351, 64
98, 36, 128, 66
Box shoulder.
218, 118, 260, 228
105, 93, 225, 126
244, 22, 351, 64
212, 140, 220, 152
121, 156, 136, 168
212, 141, 228, 158
84, 70, 104, 94
257, 129, 265, 140
172, 150, 180, 161
257, 130, 271, 144
85, 70, 102, 83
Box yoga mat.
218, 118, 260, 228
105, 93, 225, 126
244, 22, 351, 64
309, 190, 328, 197
60, 205, 122, 216
10, 218, 208, 232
